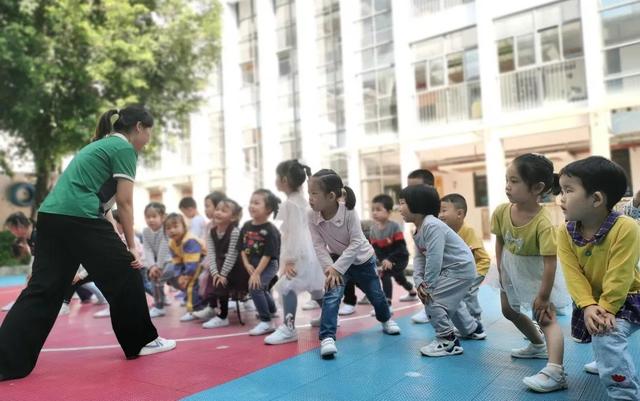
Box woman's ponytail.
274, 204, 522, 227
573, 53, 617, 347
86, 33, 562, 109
93, 109, 119, 142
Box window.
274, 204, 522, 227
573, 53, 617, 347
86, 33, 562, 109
473, 173, 488, 207
601, 1, 640, 93
562, 20, 583, 59
540, 27, 560, 62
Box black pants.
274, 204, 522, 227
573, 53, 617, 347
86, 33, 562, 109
0, 213, 158, 381
380, 260, 413, 301
63, 277, 93, 304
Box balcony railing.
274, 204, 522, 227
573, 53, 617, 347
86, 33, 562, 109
416, 80, 482, 124
499, 58, 587, 112
412, 0, 474, 15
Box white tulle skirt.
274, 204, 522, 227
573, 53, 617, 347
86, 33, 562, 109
273, 250, 325, 296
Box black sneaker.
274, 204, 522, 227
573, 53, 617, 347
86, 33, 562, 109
465, 321, 487, 340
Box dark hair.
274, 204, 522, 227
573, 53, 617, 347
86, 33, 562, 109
408, 169, 435, 186
399, 185, 441, 216
205, 191, 227, 208
218, 198, 243, 225
253, 189, 281, 217
111, 209, 121, 224
512, 153, 557, 195
276, 159, 312, 191
179, 196, 197, 209
372, 194, 394, 212
11, 239, 26, 258
93, 105, 154, 141
311, 169, 356, 210
560, 156, 628, 210
441, 193, 468, 216
144, 202, 166, 216
163, 213, 187, 231
4, 212, 31, 228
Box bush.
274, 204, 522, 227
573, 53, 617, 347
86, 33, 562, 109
0, 230, 29, 267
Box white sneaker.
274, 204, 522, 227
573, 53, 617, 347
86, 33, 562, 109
180, 312, 197, 322
265, 325, 298, 345
228, 300, 237, 310
58, 303, 71, 316
399, 292, 418, 302
248, 321, 275, 336
192, 306, 217, 320
411, 309, 430, 324
149, 307, 166, 318
382, 319, 401, 335
357, 296, 370, 305
584, 361, 598, 375
1, 301, 15, 311
242, 299, 256, 311
93, 307, 110, 318
310, 316, 340, 327
511, 343, 548, 359
522, 365, 568, 393
255, 311, 279, 319
420, 337, 463, 357
163, 299, 172, 307
202, 316, 229, 329
338, 304, 355, 315
320, 337, 337, 358
138, 337, 176, 356
302, 300, 320, 310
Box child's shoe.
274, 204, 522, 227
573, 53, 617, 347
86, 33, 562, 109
202, 316, 229, 328
1, 301, 15, 312
381, 319, 401, 335
338, 304, 355, 315
249, 321, 275, 336
93, 307, 110, 318
310, 316, 340, 327
242, 299, 256, 311
58, 303, 71, 316
264, 325, 298, 345
302, 300, 320, 310
179, 312, 197, 322
320, 337, 337, 358
138, 337, 176, 356
192, 306, 217, 320
399, 292, 418, 302
522, 364, 568, 393
149, 307, 166, 318
420, 337, 463, 357
511, 342, 548, 359
357, 295, 370, 305
464, 322, 487, 340
411, 309, 430, 324
584, 361, 598, 374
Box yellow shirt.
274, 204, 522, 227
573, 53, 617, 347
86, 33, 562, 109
457, 224, 491, 276
558, 215, 640, 315
490, 203, 556, 256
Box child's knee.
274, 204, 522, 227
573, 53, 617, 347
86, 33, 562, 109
501, 303, 519, 320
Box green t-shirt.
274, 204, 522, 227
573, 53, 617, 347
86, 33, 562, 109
490, 202, 557, 256
40, 134, 137, 219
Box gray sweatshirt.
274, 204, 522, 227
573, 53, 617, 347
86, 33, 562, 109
413, 215, 476, 293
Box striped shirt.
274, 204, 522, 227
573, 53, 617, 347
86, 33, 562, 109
207, 226, 241, 278
142, 227, 170, 269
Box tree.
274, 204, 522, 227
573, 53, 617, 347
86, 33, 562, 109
0, 0, 221, 215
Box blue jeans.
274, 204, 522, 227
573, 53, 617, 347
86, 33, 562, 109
592, 318, 640, 400
319, 257, 390, 341
250, 260, 278, 322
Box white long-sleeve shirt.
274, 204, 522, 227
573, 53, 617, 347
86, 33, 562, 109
308, 203, 374, 275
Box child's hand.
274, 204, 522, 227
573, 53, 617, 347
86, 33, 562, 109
249, 272, 262, 290
148, 266, 162, 281
416, 282, 431, 305
284, 262, 297, 279
178, 275, 191, 290
601, 310, 617, 333
324, 267, 343, 290
381, 260, 393, 271
214, 275, 228, 288
584, 304, 611, 335
533, 296, 554, 324
129, 250, 143, 269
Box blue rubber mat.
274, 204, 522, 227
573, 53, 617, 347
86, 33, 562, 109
0, 275, 26, 288
183, 286, 635, 401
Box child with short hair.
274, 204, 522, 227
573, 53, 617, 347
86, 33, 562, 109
240, 189, 282, 336
164, 213, 207, 322
308, 169, 400, 359
368, 194, 415, 312
492, 153, 567, 392
439, 193, 490, 323
558, 156, 640, 399
142, 202, 172, 318
179, 196, 207, 240
399, 185, 485, 358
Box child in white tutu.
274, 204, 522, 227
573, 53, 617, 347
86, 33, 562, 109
265, 160, 325, 345
491, 153, 567, 393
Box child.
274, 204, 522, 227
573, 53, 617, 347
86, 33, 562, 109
558, 156, 640, 399
491, 153, 567, 392
265, 160, 325, 345
240, 189, 281, 336
368, 194, 416, 313
179, 196, 207, 240
164, 213, 207, 322
199, 198, 249, 328
142, 202, 172, 318
308, 169, 400, 359
399, 185, 485, 357
439, 193, 490, 323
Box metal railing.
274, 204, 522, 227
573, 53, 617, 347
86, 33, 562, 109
416, 80, 482, 123
412, 0, 473, 15
499, 58, 587, 112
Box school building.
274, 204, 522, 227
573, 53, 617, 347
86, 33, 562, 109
132, 0, 640, 235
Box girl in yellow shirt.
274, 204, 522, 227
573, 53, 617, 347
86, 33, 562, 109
491, 153, 567, 393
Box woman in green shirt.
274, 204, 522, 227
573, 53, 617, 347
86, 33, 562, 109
0, 106, 175, 381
